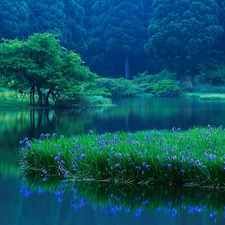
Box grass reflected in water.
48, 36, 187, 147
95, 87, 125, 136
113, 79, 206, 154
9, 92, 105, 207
21, 175, 225, 219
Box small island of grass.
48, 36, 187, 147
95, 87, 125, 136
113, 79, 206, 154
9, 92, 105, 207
180, 92, 225, 101
20, 125, 225, 188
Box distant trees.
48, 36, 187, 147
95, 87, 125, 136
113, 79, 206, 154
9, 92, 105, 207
145, 0, 224, 80
0, 0, 30, 39
0, 0, 154, 78
83, 0, 152, 78
2, 0, 225, 82
26, 0, 86, 53
0, 33, 97, 107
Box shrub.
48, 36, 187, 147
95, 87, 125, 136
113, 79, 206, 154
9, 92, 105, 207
83, 78, 139, 98
133, 70, 180, 96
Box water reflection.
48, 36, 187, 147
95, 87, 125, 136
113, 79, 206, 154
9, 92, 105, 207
2, 98, 225, 224
1, 98, 225, 178
18, 175, 225, 224
1, 98, 225, 146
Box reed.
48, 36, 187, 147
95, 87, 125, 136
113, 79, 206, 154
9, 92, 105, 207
20, 126, 225, 188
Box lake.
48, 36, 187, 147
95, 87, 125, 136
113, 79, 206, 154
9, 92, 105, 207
1, 97, 225, 225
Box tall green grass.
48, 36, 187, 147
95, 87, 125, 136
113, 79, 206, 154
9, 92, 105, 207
20, 126, 225, 188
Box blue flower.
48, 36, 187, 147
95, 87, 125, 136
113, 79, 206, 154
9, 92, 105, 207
54, 156, 60, 161
60, 160, 65, 165
136, 166, 141, 170
59, 167, 69, 175
42, 177, 47, 182
115, 163, 121, 168
42, 168, 47, 174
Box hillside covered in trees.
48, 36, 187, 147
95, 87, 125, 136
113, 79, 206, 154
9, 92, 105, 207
1, 0, 225, 89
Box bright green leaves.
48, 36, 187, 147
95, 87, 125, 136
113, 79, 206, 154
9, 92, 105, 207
0, 33, 97, 106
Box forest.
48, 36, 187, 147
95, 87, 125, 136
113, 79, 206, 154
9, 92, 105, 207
1, 0, 225, 105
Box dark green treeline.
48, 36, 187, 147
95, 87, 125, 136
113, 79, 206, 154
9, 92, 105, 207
1, 0, 225, 81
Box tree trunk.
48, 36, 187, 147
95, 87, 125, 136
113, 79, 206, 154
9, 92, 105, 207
45, 88, 53, 106
30, 85, 35, 106
37, 86, 43, 106
125, 54, 130, 80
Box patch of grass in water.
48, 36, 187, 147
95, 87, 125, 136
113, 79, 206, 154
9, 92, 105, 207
20, 126, 225, 188
181, 92, 225, 101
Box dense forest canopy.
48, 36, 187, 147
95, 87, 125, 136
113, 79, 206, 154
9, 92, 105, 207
1, 0, 225, 84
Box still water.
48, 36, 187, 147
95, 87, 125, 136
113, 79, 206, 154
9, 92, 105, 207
1, 98, 225, 225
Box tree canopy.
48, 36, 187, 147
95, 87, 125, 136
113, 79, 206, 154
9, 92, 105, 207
26, 0, 86, 53
83, 0, 151, 78
145, 0, 224, 79
0, 0, 29, 39
0, 33, 97, 107
2, 0, 225, 84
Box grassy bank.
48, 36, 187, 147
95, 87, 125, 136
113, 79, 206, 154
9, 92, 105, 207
0, 88, 112, 108
20, 126, 225, 188
0, 89, 30, 108
180, 92, 225, 101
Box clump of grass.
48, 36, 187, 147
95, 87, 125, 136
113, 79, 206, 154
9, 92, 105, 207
85, 95, 113, 106
20, 126, 225, 188
0, 88, 30, 107
181, 92, 225, 101
21, 176, 225, 218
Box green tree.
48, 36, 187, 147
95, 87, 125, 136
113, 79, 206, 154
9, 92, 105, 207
83, 0, 150, 78
0, 0, 30, 39
26, 0, 86, 53
104, 0, 148, 79
63, 0, 87, 53
145, 0, 224, 80
0, 33, 96, 107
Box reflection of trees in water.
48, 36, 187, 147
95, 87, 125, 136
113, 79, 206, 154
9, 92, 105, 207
0, 109, 89, 177
0, 109, 92, 151
30, 109, 59, 131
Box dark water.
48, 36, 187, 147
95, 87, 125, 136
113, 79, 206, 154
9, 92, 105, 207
1, 98, 225, 225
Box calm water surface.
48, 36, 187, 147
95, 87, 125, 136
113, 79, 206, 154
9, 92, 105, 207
1, 98, 225, 225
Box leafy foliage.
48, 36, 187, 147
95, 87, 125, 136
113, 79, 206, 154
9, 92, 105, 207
83, 0, 151, 78
26, 0, 86, 53
145, 0, 224, 77
0, 0, 29, 39
83, 78, 139, 97
133, 70, 181, 96
0, 33, 97, 106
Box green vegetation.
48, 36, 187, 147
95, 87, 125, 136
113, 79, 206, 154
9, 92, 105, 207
0, 33, 97, 107
133, 70, 181, 96
0, 89, 31, 108
145, 0, 223, 77
180, 93, 225, 101
83, 77, 139, 97
20, 126, 225, 188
